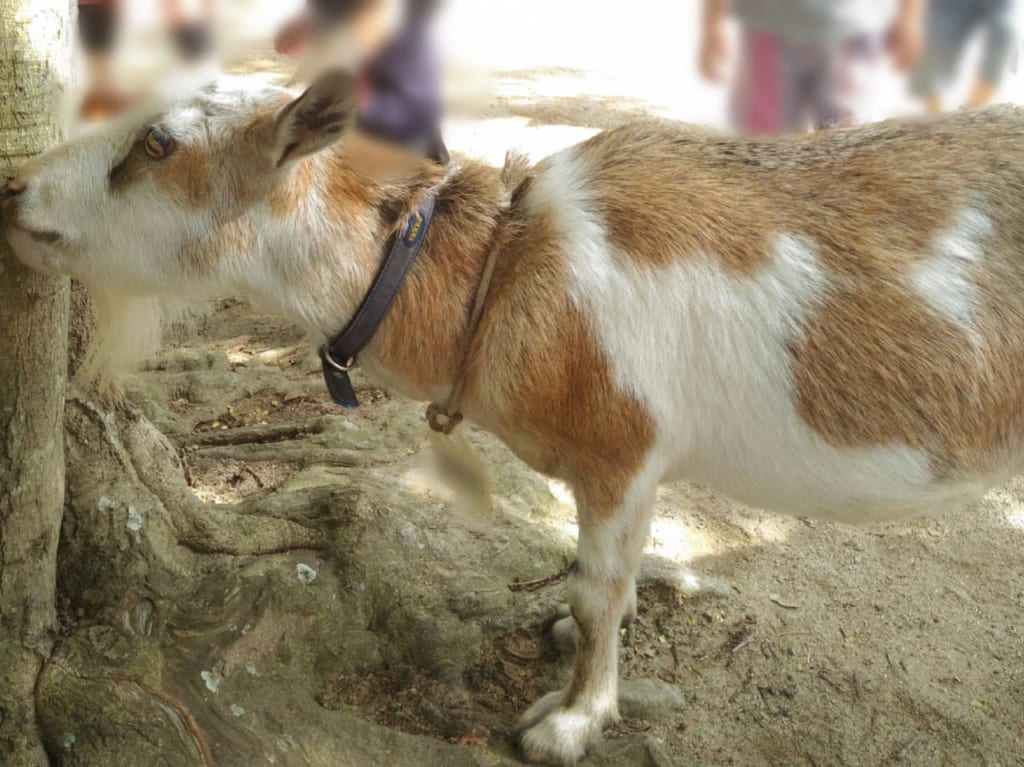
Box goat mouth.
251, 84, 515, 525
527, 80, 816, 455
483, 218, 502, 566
6, 221, 64, 245
27, 228, 63, 244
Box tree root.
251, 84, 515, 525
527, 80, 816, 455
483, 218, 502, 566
167, 419, 326, 449
167, 413, 401, 468
112, 677, 214, 767
66, 393, 332, 558
185, 442, 372, 467
173, 505, 326, 555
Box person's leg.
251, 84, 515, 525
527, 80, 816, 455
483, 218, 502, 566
968, 0, 1017, 108
812, 34, 884, 130
911, 0, 977, 113
78, 0, 133, 120
161, 0, 217, 64
730, 29, 790, 135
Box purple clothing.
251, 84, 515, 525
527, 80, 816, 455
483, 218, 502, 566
311, 0, 448, 163
731, 29, 884, 134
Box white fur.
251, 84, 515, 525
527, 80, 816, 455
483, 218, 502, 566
530, 146, 968, 523
912, 205, 992, 343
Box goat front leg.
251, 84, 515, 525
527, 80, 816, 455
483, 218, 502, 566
517, 478, 657, 765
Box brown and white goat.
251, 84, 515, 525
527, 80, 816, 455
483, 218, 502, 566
6, 71, 1024, 764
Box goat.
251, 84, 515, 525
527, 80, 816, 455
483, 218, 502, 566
6, 70, 1024, 765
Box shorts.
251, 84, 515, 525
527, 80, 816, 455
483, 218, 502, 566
731, 29, 884, 135
78, 1, 118, 54
911, 0, 1017, 96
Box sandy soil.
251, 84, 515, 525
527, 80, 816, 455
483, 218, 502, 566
157, 302, 1024, 767
119, 15, 1024, 766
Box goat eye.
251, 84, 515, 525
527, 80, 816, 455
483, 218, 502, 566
144, 128, 175, 160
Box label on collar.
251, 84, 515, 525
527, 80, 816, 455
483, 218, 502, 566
402, 211, 427, 248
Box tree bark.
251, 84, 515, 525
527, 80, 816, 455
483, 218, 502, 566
0, 0, 73, 763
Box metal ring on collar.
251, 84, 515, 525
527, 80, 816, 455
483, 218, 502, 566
322, 348, 356, 373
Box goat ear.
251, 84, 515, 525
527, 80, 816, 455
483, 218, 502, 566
272, 70, 357, 168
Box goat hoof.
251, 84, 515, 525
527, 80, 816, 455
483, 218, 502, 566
515, 709, 595, 766
514, 689, 612, 765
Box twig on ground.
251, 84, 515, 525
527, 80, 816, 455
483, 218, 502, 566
241, 465, 265, 488
894, 734, 923, 763
730, 638, 754, 655
508, 568, 570, 593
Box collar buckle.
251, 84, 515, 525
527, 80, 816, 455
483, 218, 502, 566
321, 347, 356, 373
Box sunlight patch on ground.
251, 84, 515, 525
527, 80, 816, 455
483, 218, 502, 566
738, 513, 796, 545
445, 117, 599, 165
648, 517, 701, 563
545, 478, 575, 508
647, 516, 724, 564
192, 487, 233, 505
978, 484, 1024, 530
998, 495, 1024, 529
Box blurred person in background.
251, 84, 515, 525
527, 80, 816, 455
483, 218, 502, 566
77, 0, 218, 121
275, 0, 449, 165
911, 0, 1018, 113
699, 0, 925, 134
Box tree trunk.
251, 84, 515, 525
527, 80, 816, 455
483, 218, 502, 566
0, 0, 73, 763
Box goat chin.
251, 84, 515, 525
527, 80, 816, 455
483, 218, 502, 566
74, 287, 171, 400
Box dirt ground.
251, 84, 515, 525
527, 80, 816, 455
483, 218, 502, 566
143, 296, 1024, 767
106, 23, 1024, 767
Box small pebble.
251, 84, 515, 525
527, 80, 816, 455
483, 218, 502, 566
201, 670, 222, 693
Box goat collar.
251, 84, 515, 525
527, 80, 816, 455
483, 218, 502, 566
321, 188, 438, 408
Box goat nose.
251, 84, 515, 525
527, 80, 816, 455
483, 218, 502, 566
2, 179, 26, 198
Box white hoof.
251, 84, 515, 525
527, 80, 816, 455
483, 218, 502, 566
516, 691, 618, 765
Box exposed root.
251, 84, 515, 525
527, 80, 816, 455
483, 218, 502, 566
173, 504, 326, 556
67, 391, 331, 557
168, 419, 326, 449
185, 442, 372, 467
112, 678, 214, 767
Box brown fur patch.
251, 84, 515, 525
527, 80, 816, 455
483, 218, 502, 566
793, 224, 1024, 478
368, 160, 506, 394
180, 218, 255, 276
269, 156, 317, 219
158, 145, 213, 209
575, 118, 972, 276
777, 110, 1024, 475
579, 121, 774, 275
463, 202, 656, 519
109, 139, 212, 209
